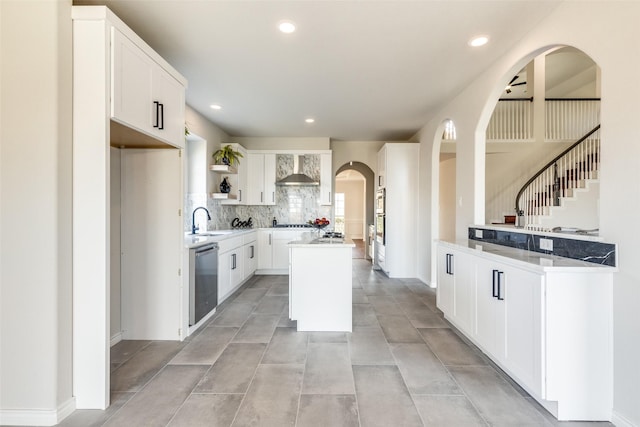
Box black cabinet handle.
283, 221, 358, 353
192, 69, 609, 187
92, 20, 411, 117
158, 103, 164, 130
153, 101, 159, 128
232, 253, 236, 270
250, 245, 254, 259
497, 271, 505, 300
492, 269, 499, 298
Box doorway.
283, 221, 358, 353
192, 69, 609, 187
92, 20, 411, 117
335, 162, 375, 261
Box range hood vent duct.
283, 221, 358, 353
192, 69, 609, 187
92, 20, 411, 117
276, 155, 319, 186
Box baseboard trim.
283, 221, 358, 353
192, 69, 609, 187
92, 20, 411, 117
612, 410, 637, 427
110, 331, 123, 347
0, 397, 76, 426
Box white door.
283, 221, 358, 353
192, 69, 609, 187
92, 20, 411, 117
246, 153, 265, 205
257, 230, 273, 270
264, 154, 277, 205
120, 148, 182, 340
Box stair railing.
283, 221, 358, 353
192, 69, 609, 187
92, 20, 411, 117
515, 125, 601, 222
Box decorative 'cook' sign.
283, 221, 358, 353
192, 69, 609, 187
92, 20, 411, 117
231, 217, 253, 229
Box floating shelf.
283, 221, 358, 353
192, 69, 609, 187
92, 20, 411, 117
211, 192, 237, 200
210, 164, 237, 174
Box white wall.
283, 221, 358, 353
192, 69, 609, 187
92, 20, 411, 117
0, 0, 74, 422
416, 3, 640, 425
110, 148, 121, 342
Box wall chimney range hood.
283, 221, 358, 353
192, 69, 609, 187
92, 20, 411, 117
276, 155, 319, 186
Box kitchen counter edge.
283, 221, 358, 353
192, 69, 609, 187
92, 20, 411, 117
438, 239, 618, 273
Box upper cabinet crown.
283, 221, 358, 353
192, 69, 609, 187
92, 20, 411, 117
111, 28, 186, 148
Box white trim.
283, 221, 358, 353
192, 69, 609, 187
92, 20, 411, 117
612, 411, 637, 427
110, 331, 123, 347
0, 398, 76, 426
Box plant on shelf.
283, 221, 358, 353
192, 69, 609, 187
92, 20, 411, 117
213, 144, 243, 166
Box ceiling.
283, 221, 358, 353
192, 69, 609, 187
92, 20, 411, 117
74, 0, 563, 141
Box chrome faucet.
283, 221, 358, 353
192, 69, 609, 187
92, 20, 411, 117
191, 207, 211, 234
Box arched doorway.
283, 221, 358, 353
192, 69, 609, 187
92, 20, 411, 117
336, 162, 375, 260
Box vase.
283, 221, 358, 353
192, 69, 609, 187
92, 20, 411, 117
221, 156, 230, 165
220, 177, 231, 193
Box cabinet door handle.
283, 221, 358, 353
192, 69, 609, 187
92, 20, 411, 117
232, 253, 236, 270
153, 101, 160, 128
158, 103, 164, 130
449, 254, 453, 275
239, 189, 242, 202
492, 269, 499, 298
272, 192, 275, 203
261, 191, 263, 203
269, 234, 272, 245
497, 271, 505, 300
250, 245, 254, 259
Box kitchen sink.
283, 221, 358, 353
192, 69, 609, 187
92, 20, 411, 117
193, 231, 234, 237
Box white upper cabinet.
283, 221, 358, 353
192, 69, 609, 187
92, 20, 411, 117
320, 153, 332, 205
111, 28, 185, 148
246, 153, 276, 205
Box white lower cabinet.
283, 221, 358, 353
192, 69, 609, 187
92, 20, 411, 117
475, 258, 543, 397
217, 232, 256, 304
257, 229, 307, 273
244, 235, 257, 278
436, 241, 613, 421
436, 246, 474, 333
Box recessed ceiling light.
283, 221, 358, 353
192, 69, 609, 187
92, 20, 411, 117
278, 21, 296, 34
210, 104, 222, 110
468, 36, 489, 47
305, 118, 315, 123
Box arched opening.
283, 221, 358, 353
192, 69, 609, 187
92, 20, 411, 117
483, 47, 601, 233
336, 162, 375, 261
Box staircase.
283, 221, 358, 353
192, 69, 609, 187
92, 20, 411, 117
515, 125, 601, 231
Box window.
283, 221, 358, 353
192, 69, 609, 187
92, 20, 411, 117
334, 193, 345, 233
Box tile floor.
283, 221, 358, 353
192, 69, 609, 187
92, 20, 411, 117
58, 259, 613, 427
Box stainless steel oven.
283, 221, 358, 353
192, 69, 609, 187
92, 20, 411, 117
189, 243, 218, 326
376, 188, 385, 214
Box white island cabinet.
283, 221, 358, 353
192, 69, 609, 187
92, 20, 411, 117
436, 240, 614, 421
288, 235, 355, 332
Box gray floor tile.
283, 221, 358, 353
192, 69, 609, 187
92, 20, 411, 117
368, 295, 405, 315
233, 287, 269, 304
195, 343, 266, 393
212, 302, 256, 327
352, 288, 369, 303
170, 326, 238, 365
278, 312, 298, 327
296, 394, 359, 427
449, 366, 552, 426
361, 284, 391, 296
390, 343, 462, 395
110, 340, 151, 366
262, 327, 309, 364
352, 303, 379, 327
353, 365, 423, 427
377, 314, 425, 343
302, 343, 355, 394
168, 394, 243, 427
111, 341, 185, 392
413, 395, 487, 426
348, 326, 395, 365
309, 331, 348, 343
232, 364, 304, 427
266, 282, 289, 296
105, 365, 208, 426
253, 295, 288, 315
232, 314, 280, 343
419, 328, 487, 366
57, 392, 134, 427
405, 308, 449, 328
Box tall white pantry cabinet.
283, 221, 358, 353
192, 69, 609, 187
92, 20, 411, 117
376, 143, 419, 278
72, 6, 187, 409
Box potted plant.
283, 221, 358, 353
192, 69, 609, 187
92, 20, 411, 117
213, 144, 243, 166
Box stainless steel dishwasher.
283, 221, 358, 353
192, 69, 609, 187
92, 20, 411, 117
189, 243, 219, 326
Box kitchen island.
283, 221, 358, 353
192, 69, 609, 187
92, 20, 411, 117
288, 233, 355, 332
